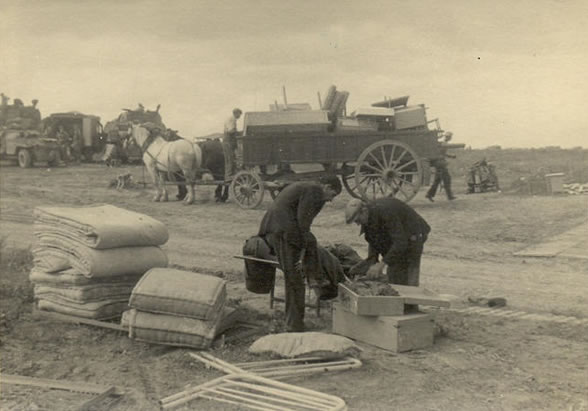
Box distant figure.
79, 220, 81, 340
426, 131, 456, 202
71, 125, 83, 163
56, 125, 71, 162
137, 103, 145, 113
223, 108, 242, 179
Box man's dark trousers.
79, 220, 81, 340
385, 236, 425, 286
265, 232, 306, 332
427, 164, 453, 199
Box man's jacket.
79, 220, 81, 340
258, 182, 326, 248
362, 197, 431, 265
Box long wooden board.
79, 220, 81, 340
1, 374, 122, 395
32, 308, 127, 332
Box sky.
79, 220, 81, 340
2, 0, 587, 148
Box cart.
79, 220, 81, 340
229, 97, 448, 209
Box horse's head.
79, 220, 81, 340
130, 123, 150, 146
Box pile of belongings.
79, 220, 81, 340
122, 268, 227, 350
466, 158, 500, 193
321, 85, 349, 119
563, 183, 588, 195
242, 236, 350, 300
31, 204, 169, 319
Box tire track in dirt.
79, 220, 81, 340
437, 306, 588, 325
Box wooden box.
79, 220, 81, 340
338, 283, 405, 316
332, 302, 434, 353
337, 283, 451, 317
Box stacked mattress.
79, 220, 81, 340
31, 205, 169, 319
122, 268, 227, 350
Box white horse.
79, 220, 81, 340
131, 124, 202, 204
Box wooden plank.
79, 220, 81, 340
233, 255, 279, 266
392, 284, 452, 308
1, 374, 118, 395
33, 308, 127, 332
332, 302, 434, 353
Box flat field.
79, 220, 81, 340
0, 151, 587, 410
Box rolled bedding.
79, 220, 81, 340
33, 237, 168, 277
30, 268, 144, 286
37, 297, 129, 320
34, 204, 169, 249
121, 309, 220, 349
34, 283, 136, 304
129, 268, 226, 320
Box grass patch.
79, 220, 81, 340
0, 237, 35, 337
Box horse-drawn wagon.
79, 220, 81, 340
229, 90, 454, 209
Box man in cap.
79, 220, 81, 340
258, 175, 342, 332
345, 197, 430, 287
223, 108, 242, 180
426, 131, 457, 202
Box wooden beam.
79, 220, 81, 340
232, 255, 279, 266
1, 374, 122, 395
33, 309, 127, 332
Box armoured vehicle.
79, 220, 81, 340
103, 104, 166, 164
0, 95, 60, 168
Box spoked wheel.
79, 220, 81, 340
230, 170, 265, 209
354, 140, 422, 203
341, 163, 363, 199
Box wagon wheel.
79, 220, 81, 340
354, 140, 422, 203
341, 163, 363, 199
230, 170, 265, 209
17, 149, 33, 168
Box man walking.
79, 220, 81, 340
258, 176, 342, 332
426, 131, 457, 202
345, 197, 430, 287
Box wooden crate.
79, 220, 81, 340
332, 302, 434, 353
338, 283, 405, 316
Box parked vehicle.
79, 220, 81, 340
228, 88, 461, 208
0, 96, 60, 168
41, 112, 106, 162
103, 104, 166, 164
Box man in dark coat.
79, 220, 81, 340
258, 175, 342, 332
345, 197, 430, 287
426, 131, 457, 202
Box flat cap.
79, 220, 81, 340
345, 198, 365, 224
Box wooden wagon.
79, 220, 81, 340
229, 100, 449, 209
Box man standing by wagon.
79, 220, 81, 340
258, 176, 342, 332
426, 131, 457, 202
223, 108, 242, 180
345, 197, 430, 289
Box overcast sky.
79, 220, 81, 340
2, 0, 587, 148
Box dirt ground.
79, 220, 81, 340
1, 163, 587, 411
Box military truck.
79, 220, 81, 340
102, 104, 167, 164
41, 112, 106, 162
0, 95, 60, 168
